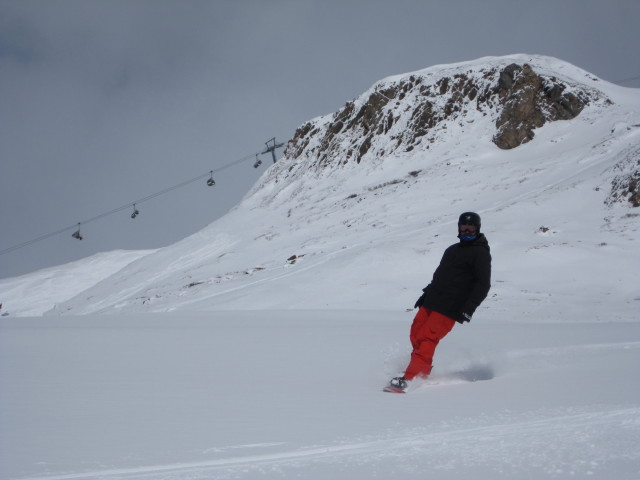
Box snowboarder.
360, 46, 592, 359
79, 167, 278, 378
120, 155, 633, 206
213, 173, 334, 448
386, 212, 492, 393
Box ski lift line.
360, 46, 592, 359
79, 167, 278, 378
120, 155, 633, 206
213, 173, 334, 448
0, 223, 84, 255
0, 159, 246, 256
614, 75, 640, 84
0, 146, 277, 257
67, 171, 214, 229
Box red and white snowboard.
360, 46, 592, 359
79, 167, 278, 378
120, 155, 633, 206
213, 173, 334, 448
382, 385, 406, 394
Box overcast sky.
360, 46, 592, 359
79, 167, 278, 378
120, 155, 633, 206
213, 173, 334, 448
1, 0, 639, 279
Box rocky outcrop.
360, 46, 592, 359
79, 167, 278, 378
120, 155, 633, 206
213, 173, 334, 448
606, 148, 640, 207
492, 63, 591, 149
284, 59, 601, 171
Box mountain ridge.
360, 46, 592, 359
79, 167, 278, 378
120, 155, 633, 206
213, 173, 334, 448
283, 53, 602, 169
245, 54, 618, 209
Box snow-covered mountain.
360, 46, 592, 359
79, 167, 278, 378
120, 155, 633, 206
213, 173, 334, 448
2, 55, 640, 480
2, 54, 639, 318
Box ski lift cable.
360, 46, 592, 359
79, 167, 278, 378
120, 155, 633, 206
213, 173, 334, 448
0, 223, 86, 255
614, 74, 640, 84
82, 171, 215, 226
0, 151, 268, 257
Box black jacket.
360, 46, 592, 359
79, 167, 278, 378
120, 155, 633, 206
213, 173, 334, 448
416, 233, 491, 323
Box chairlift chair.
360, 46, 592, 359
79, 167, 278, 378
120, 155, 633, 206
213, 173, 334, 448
72, 224, 83, 240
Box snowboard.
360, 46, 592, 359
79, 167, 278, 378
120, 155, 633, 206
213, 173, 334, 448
382, 366, 494, 394
382, 385, 406, 394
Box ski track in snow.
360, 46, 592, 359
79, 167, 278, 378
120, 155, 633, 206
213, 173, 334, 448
16, 407, 640, 480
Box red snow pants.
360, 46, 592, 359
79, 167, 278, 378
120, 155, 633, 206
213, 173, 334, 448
404, 307, 455, 381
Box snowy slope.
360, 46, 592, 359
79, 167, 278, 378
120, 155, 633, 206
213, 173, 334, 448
38, 54, 640, 321
2, 311, 639, 480
1, 54, 640, 480
0, 249, 154, 317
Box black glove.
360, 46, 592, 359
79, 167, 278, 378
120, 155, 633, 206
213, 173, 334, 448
414, 293, 426, 309
456, 311, 472, 324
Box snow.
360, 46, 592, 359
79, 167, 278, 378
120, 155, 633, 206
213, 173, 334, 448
1, 55, 640, 479
0, 250, 154, 317
2, 312, 639, 479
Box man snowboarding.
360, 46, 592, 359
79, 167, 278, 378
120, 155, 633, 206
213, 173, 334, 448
385, 212, 492, 393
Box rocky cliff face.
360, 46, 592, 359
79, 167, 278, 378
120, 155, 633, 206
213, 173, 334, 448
492, 62, 598, 149
606, 145, 640, 208
283, 57, 604, 172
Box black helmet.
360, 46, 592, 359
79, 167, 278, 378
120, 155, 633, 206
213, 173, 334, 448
458, 212, 481, 233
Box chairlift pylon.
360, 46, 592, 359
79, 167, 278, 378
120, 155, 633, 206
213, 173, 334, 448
261, 137, 284, 163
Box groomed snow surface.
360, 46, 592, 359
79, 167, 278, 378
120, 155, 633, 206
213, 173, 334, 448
2, 311, 639, 480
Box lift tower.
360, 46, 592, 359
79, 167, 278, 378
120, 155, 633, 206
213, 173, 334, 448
261, 137, 284, 163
